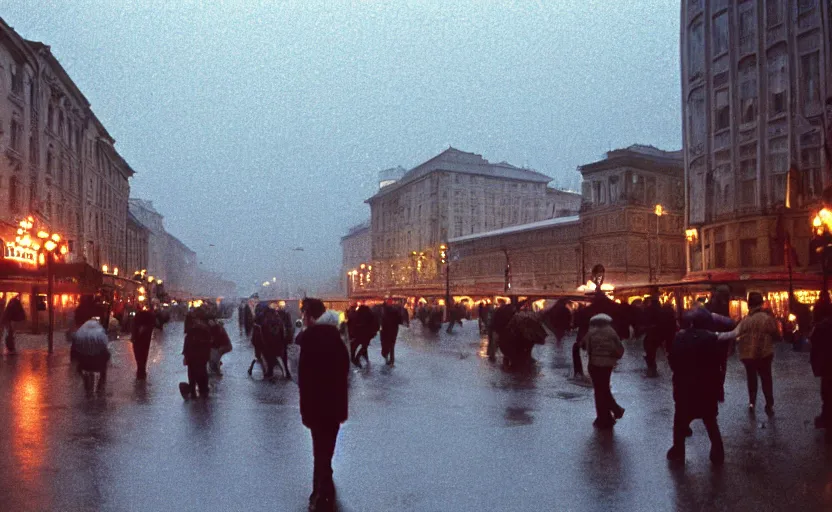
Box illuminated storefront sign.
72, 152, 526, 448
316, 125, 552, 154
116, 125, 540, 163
4, 241, 38, 266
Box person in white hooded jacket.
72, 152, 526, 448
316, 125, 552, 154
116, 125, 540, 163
582, 313, 626, 428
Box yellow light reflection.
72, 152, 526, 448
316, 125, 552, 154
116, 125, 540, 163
12, 370, 45, 486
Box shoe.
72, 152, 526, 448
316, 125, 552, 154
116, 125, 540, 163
666, 445, 685, 462
179, 382, 191, 400
593, 418, 615, 429
613, 407, 625, 420
764, 405, 774, 417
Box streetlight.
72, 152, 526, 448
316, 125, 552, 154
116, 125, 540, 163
811, 207, 832, 293
36, 228, 64, 353
653, 204, 664, 283
440, 244, 450, 319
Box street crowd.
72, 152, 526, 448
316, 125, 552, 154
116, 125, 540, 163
5, 284, 832, 512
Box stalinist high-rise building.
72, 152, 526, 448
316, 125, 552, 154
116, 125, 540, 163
681, 1, 831, 274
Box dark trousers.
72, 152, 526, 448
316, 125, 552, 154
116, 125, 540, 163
572, 339, 583, 376
380, 333, 396, 364
187, 363, 209, 397
672, 409, 723, 456
741, 355, 774, 407
350, 337, 370, 364
310, 423, 340, 499
588, 364, 621, 424
644, 335, 660, 371
822, 377, 832, 422
133, 336, 151, 377
4, 323, 15, 352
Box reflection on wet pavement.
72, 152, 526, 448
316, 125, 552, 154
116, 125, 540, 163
0, 319, 831, 510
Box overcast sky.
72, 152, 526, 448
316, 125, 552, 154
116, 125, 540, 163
4, 0, 681, 295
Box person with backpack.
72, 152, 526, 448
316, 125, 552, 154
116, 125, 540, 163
180, 308, 212, 399
583, 313, 625, 428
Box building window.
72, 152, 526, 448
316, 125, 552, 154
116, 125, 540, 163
740, 179, 757, 206
46, 148, 53, 176
646, 176, 657, 205
47, 104, 54, 132
770, 173, 787, 206
739, 9, 755, 52
801, 52, 821, 113
768, 47, 788, 115
9, 176, 19, 214
798, 0, 817, 15
688, 21, 704, 80
739, 59, 757, 124
766, 0, 782, 26
714, 241, 727, 268
29, 176, 37, 211
630, 173, 645, 204
712, 13, 729, 57
592, 181, 604, 204
740, 238, 757, 267
9, 118, 20, 152
10, 64, 23, 96
715, 89, 730, 131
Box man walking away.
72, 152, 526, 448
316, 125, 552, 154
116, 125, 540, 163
380, 299, 403, 365
733, 292, 779, 416
297, 298, 349, 512
667, 308, 729, 466
350, 305, 379, 368
132, 304, 156, 380
582, 314, 625, 429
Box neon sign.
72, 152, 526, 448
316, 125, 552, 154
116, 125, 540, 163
4, 241, 38, 266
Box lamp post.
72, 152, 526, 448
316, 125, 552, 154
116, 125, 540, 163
812, 207, 832, 294
36, 230, 62, 353
439, 244, 449, 320
653, 204, 664, 283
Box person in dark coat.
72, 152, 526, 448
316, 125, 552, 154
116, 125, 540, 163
349, 305, 379, 368
545, 299, 573, 346
238, 299, 247, 334
810, 295, 832, 438
666, 308, 729, 466
642, 297, 674, 378
380, 300, 404, 365
243, 298, 255, 337
2, 295, 25, 354
132, 304, 156, 380
180, 309, 212, 399
75, 295, 98, 328
297, 298, 349, 512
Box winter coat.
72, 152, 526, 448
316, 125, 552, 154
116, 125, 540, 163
132, 309, 156, 344
380, 304, 403, 343
72, 319, 110, 357
582, 317, 624, 367
183, 319, 212, 365
735, 308, 779, 360
297, 315, 350, 428
811, 318, 832, 377
3, 297, 25, 323
668, 328, 727, 419
351, 305, 379, 341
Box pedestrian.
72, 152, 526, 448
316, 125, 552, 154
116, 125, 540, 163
349, 304, 378, 368
380, 299, 403, 365
72, 319, 111, 392
547, 298, 573, 346
810, 294, 832, 439
642, 296, 676, 378
238, 299, 247, 334
208, 316, 232, 376
1, 294, 25, 354
180, 309, 212, 399
296, 298, 349, 512
582, 314, 625, 428
574, 291, 619, 382
244, 297, 256, 337
666, 308, 729, 466
732, 292, 779, 416
132, 303, 156, 380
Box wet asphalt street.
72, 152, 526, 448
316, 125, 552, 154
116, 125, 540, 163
1, 318, 832, 512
